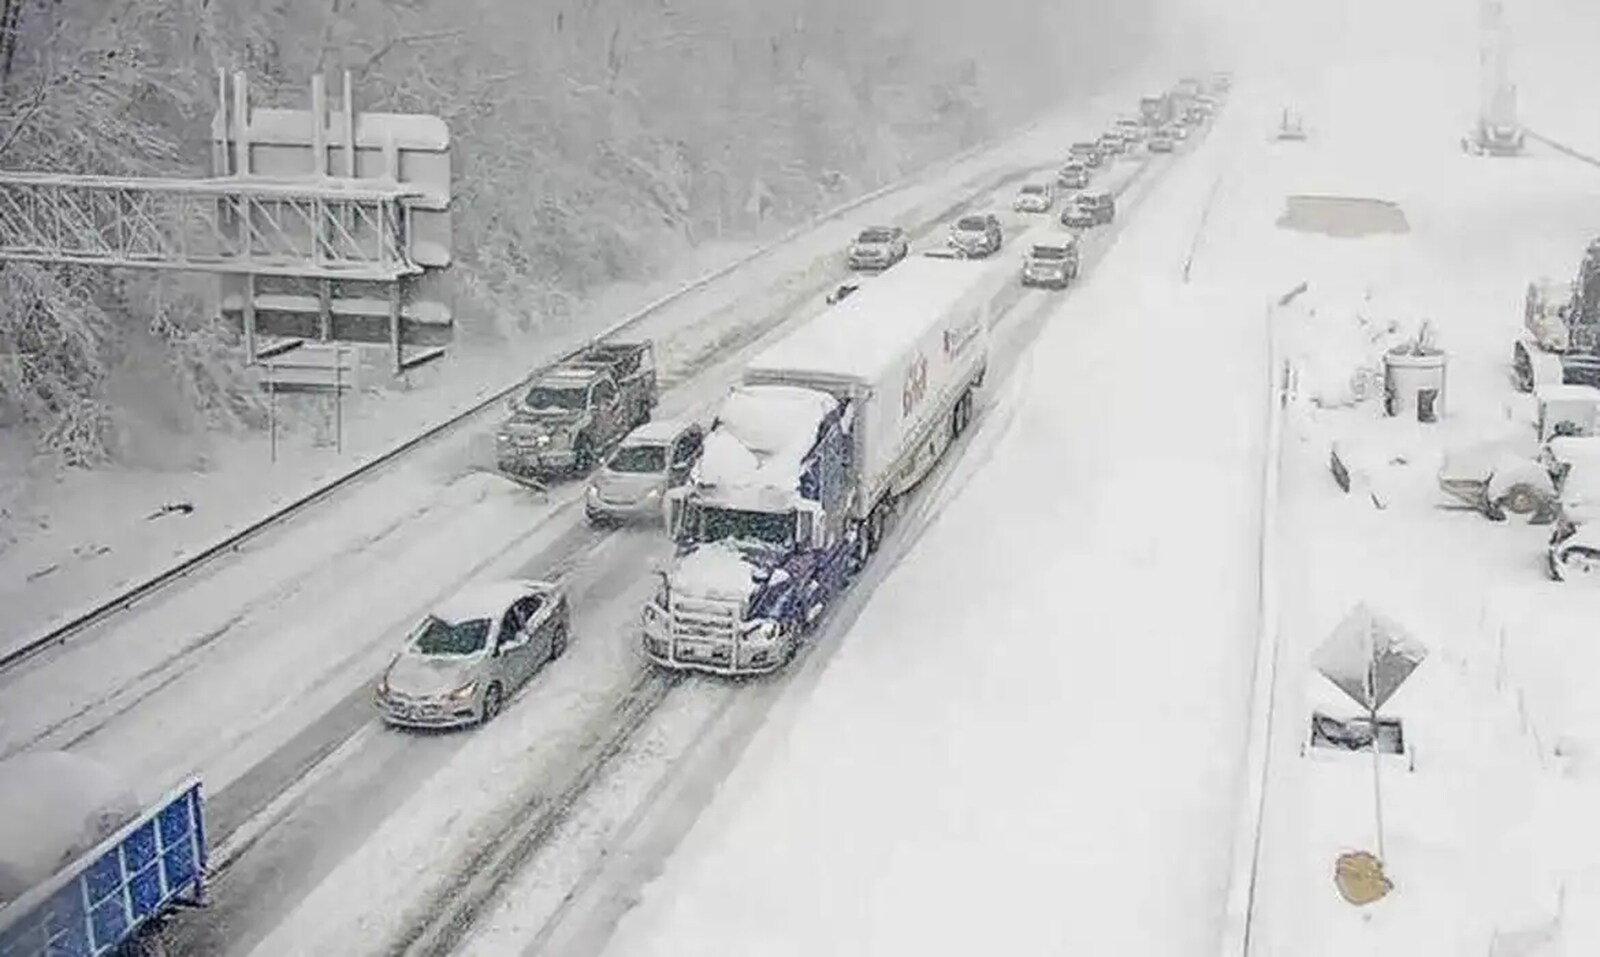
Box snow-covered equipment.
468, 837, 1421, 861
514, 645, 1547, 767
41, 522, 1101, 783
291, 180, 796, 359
1534, 383, 1600, 442
0, 752, 206, 955
1512, 241, 1600, 393
1437, 439, 1556, 522
1381, 322, 1447, 422
645, 255, 996, 674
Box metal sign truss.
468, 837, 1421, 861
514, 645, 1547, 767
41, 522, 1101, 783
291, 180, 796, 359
0, 171, 423, 281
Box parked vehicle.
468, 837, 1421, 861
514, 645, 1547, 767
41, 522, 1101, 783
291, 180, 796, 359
495, 342, 658, 478
1021, 237, 1081, 289
1012, 182, 1054, 213
1097, 131, 1127, 156
1115, 116, 1147, 141
846, 225, 909, 270
1514, 240, 1600, 393
644, 255, 996, 674
1056, 162, 1090, 189
1070, 140, 1104, 167
948, 213, 1003, 258
1149, 131, 1176, 153
0, 753, 206, 957
585, 419, 706, 525
376, 580, 571, 728
1547, 453, 1600, 579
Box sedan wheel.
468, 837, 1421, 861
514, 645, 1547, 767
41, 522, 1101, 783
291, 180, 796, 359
480, 683, 504, 724
550, 622, 570, 661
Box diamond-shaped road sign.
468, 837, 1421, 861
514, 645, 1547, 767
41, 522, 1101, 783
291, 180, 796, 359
1313, 603, 1429, 713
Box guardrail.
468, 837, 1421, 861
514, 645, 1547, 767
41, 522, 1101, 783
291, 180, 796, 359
1526, 130, 1600, 170
0, 111, 1068, 674
1216, 280, 1302, 957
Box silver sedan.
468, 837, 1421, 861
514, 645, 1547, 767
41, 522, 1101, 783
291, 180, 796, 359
584, 419, 705, 525
375, 579, 571, 729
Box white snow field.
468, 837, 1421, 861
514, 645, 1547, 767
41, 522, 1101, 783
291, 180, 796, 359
1219, 0, 1600, 953
500, 88, 1279, 956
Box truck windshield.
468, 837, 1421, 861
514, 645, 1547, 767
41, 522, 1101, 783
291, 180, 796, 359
522, 386, 588, 411
693, 506, 794, 547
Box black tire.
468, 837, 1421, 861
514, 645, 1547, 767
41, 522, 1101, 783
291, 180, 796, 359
866, 504, 887, 554
1499, 484, 1540, 515
550, 621, 569, 661
480, 683, 504, 725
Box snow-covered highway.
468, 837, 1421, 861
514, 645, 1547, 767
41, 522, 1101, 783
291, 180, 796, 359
1, 84, 1211, 955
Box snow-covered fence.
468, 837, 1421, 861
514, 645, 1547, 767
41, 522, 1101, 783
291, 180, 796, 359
1216, 281, 1301, 957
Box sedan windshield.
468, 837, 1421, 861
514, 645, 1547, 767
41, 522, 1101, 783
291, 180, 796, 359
694, 505, 794, 547
857, 228, 894, 243
411, 616, 491, 656
522, 386, 588, 411
608, 443, 668, 473
956, 217, 988, 231
1021, 185, 1045, 195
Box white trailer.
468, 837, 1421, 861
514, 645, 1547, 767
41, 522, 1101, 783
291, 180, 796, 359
741, 253, 994, 551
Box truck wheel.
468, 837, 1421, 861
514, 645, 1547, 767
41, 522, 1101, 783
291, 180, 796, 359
866, 504, 888, 554
480, 683, 504, 725
1497, 484, 1541, 515
573, 435, 595, 475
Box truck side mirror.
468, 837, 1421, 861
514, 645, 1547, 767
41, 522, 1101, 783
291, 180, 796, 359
664, 487, 689, 539
795, 500, 823, 549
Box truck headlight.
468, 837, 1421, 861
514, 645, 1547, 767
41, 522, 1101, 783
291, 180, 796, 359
741, 619, 777, 644
536, 434, 552, 447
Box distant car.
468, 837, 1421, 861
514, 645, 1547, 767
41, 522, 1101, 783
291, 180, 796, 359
585, 419, 705, 526
1063, 190, 1115, 228
1097, 132, 1127, 156
376, 580, 571, 729
1168, 123, 1190, 141
1070, 140, 1104, 167
1013, 182, 1054, 213
1115, 117, 1147, 141
948, 213, 1003, 257
846, 226, 909, 270
1020, 237, 1081, 289
1149, 132, 1175, 153
1056, 162, 1090, 189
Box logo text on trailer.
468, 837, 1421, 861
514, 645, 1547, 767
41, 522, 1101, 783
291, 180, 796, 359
902, 353, 929, 418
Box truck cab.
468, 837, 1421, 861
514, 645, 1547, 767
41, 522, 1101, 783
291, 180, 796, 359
645, 385, 855, 675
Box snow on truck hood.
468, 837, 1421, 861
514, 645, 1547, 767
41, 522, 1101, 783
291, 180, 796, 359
692, 385, 837, 503
670, 540, 762, 603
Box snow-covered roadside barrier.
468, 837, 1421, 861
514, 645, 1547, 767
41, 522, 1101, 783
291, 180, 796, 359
1216, 282, 1299, 957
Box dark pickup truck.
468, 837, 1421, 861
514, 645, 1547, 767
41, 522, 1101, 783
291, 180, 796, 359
495, 341, 659, 477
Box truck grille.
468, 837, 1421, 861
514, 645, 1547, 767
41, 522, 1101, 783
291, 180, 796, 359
668, 595, 741, 641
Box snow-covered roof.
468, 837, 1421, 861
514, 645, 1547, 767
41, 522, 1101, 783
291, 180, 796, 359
745, 255, 992, 387
692, 385, 837, 505
1535, 383, 1600, 404
623, 418, 691, 445
431, 580, 551, 622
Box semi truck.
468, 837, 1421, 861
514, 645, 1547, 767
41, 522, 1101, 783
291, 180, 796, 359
0, 752, 206, 957
642, 254, 997, 675
1140, 92, 1174, 127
